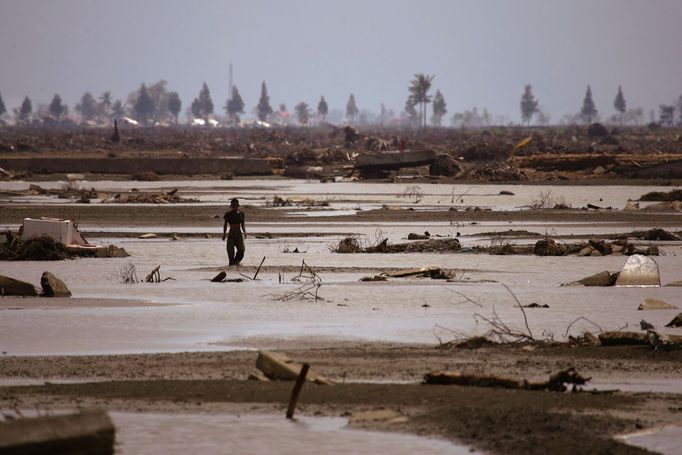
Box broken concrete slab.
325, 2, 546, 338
638, 297, 677, 310
40, 272, 71, 297
0, 409, 114, 454
0, 275, 38, 296
665, 280, 682, 287
615, 254, 661, 287
255, 350, 333, 385
138, 233, 157, 239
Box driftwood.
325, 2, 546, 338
274, 260, 324, 301
424, 367, 590, 392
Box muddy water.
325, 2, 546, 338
112, 412, 477, 455
1, 180, 681, 355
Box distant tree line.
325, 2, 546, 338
1, 77, 681, 128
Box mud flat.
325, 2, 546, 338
1, 178, 682, 453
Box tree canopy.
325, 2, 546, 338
614, 86, 626, 115
17, 96, 32, 124
133, 84, 155, 125
346, 94, 358, 124
408, 73, 434, 128
191, 82, 214, 121
580, 85, 598, 123
226, 86, 245, 123
167, 92, 182, 123
256, 81, 273, 122
294, 102, 310, 125
76, 92, 98, 121
0, 91, 7, 117
49, 94, 67, 119
317, 96, 328, 121
520, 84, 539, 125
431, 90, 447, 126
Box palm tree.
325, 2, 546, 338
408, 73, 434, 128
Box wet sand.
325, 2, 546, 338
1, 179, 682, 453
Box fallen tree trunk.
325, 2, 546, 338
423, 367, 590, 392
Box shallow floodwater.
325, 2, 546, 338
1, 180, 681, 355
112, 412, 477, 455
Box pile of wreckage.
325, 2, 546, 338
0, 218, 128, 261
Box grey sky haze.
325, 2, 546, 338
1, 0, 682, 123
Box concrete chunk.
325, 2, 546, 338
0, 275, 38, 296
40, 272, 71, 297
638, 297, 677, 310
615, 254, 661, 287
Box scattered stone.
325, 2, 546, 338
615, 254, 661, 287
407, 232, 430, 240
638, 297, 677, 310
40, 272, 71, 297
0, 275, 38, 296
665, 313, 682, 328
522, 303, 550, 308
570, 271, 618, 287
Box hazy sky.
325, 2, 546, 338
2, 0, 682, 122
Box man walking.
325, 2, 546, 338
222, 198, 247, 265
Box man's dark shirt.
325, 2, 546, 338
224, 211, 245, 234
